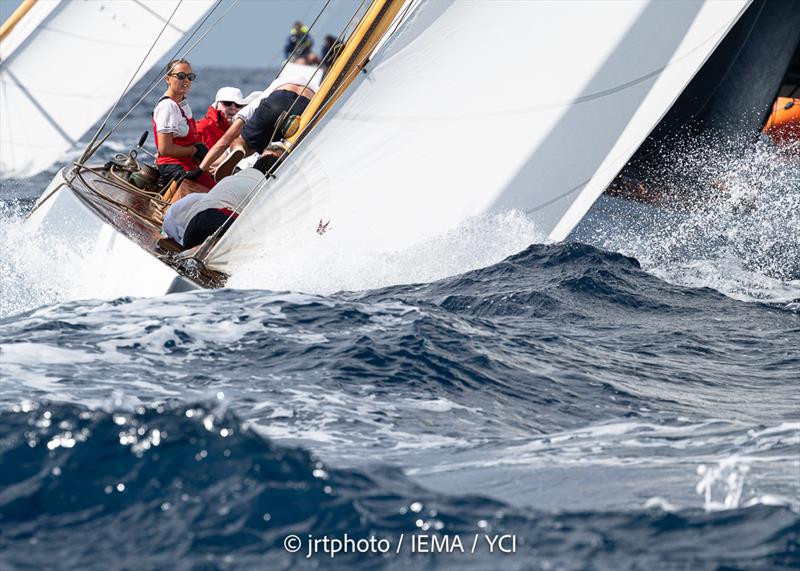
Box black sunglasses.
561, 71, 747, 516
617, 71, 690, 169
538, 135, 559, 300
168, 72, 196, 81
220, 101, 244, 108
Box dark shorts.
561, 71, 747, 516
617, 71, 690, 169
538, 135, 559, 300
158, 162, 216, 189
183, 208, 237, 249
158, 163, 187, 185
241, 90, 311, 153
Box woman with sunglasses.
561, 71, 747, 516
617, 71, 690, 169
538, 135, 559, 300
152, 59, 216, 189
196, 86, 247, 150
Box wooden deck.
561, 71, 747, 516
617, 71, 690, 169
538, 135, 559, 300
67, 166, 226, 288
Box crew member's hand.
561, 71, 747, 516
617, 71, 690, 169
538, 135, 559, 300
184, 168, 204, 181
192, 143, 209, 162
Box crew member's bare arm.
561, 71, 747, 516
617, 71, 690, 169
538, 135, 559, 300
197, 83, 314, 172
198, 117, 246, 172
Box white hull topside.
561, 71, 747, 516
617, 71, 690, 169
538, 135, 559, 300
26, 168, 185, 299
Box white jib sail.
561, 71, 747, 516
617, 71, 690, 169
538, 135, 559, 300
206, 0, 750, 273
0, 0, 215, 179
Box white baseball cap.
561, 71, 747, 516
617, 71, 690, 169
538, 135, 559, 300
214, 86, 246, 105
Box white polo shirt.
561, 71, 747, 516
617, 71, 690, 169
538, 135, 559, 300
153, 97, 193, 137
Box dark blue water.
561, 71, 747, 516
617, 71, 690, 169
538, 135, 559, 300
1, 68, 799, 570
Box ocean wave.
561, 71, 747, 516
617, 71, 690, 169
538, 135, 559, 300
2, 244, 797, 436
1, 402, 797, 571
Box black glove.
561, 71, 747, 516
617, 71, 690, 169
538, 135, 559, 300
184, 168, 204, 181
192, 143, 209, 162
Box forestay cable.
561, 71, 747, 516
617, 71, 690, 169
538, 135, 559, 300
80, 0, 234, 163
78, 1, 186, 166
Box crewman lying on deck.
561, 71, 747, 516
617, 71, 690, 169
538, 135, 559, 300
185, 67, 318, 183
162, 145, 285, 248
196, 86, 247, 149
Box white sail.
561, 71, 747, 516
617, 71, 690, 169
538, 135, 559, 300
206, 0, 750, 273
0, 0, 215, 179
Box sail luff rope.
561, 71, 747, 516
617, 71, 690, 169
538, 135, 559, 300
0, 0, 37, 43
78, 0, 187, 167
266, 0, 362, 146
81, 0, 233, 163
249, 0, 337, 149
129, 0, 226, 108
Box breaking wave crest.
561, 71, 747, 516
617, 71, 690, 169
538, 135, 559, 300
576, 133, 800, 307
0, 198, 80, 318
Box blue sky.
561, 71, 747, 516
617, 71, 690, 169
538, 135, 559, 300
1, 0, 360, 68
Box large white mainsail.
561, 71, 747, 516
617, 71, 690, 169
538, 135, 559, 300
206, 0, 750, 274
0, 0, 215, 179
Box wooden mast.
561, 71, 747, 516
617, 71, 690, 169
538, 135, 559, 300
0, 0, 38, 43
286, 0, 406, 145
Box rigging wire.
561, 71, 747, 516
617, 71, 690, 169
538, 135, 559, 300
135, 0, 226, 100
266, 0, 360, 146
82, 0, 234, 162
78, 0, 186, 167
85, 0, 338, 171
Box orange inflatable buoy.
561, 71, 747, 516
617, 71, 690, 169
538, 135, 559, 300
762, 97, 800, 144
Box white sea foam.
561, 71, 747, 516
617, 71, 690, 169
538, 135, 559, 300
696, 456, 750, 511
0, 191, 542, 316
0, 199, 163, 318
227, 210, 545, 295
244, 383, 473, 453
643, 496, 677, 512
1, 342, 98, 365
581, 135, 800, 305
0, 201, 80, 317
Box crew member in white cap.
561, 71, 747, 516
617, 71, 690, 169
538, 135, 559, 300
196, 86, 247, 149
